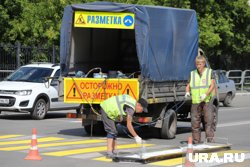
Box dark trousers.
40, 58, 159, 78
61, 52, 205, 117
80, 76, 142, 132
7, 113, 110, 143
191, 102, 215, 143
101, 109, 118, 138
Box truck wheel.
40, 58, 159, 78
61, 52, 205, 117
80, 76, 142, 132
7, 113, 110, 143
84, 122, 105, 136
31, 99, 48, 120
161, 109, 177, 139
223, 93, 232, 107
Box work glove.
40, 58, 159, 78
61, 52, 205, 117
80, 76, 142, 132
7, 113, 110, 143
185, 92, 190, 99
200, 94, 207, 101
134, 136, 142, 144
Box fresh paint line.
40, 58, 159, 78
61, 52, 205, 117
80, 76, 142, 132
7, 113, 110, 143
0, 135, 23, 139
0, 139, 106, 151
0, 137, 64, 146
43, 143, 154, 157
93, 156, 113, 162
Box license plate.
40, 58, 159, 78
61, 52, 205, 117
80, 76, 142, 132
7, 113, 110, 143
0, 98, 9, 104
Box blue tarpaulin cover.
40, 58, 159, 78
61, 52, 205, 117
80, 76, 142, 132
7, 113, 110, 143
60, 2, 198, 81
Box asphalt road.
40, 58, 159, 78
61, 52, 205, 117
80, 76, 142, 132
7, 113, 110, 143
0, 93, 250, 167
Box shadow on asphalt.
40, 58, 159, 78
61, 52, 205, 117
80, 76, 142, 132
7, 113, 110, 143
0, 112, 67, 120
56, 123, 192, 140
57, 128, 88, 137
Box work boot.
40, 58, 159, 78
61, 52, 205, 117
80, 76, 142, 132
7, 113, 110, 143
112, 150, 118, 156
106, 152, 115, 159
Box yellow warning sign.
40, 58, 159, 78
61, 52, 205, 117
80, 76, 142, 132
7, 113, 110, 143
64, 78, 139, 104
75, 14, 86, 24
74, 11, 135, 29
66, 83, 82, 99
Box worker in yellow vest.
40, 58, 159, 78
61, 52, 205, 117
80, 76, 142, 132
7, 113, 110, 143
185, 55, 215, 144
100, 94, 148, 158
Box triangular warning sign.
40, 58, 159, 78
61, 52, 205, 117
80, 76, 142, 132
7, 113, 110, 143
75, 14, 86, 24
66, 83, 82, 99
122, 84, 136, 99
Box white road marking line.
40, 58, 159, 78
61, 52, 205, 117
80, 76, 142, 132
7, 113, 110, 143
217, 120, 250, 128
219, 106, 250, 111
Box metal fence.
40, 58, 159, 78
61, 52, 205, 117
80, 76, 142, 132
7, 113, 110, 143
0, 43, 59, 80
226, 70, 250, 91
1, 43, 250, 92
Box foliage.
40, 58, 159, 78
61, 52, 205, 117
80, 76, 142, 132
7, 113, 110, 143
0, 0, 249, 69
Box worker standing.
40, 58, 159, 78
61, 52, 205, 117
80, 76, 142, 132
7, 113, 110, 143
185, 54, 215, 144
100, 94, 148, 158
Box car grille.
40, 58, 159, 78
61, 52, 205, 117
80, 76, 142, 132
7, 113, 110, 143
0, 96, 16, 107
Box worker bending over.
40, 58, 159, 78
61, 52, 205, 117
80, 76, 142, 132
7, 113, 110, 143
100, 94, 148, 158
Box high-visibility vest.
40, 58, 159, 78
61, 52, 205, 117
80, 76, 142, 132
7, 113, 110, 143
190, 68, 212, 104
100, 94, 136, 120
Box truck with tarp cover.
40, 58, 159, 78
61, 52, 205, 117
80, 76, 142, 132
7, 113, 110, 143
58, 2, 219, 139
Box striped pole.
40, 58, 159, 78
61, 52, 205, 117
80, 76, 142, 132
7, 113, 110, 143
184, 136, 195, 167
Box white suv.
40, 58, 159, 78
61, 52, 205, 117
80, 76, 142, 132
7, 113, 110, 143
0, 63, 80, 119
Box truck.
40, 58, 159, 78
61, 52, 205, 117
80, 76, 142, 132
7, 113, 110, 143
58, 2, 219, 139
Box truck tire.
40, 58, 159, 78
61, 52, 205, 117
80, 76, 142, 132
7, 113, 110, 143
84, 122, 105, 136
31, 98, 48, 120
223, 93, 232, 107
161, 109, 177, 139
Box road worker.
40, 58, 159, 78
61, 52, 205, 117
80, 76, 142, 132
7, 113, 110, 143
185, 54, 215, 144
100, 94, 148, 158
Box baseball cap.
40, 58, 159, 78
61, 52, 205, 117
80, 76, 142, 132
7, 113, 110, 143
138, 98, 148, 113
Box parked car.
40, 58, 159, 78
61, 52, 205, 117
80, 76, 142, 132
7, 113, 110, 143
214, 70, 236, 107
0, 63, 80, 119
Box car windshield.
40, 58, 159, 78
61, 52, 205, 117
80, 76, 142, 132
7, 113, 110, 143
5, 67, 53, 83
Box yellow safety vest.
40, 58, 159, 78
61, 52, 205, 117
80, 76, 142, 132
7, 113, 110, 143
190, 68, 212, 104
100, 94, 136, 120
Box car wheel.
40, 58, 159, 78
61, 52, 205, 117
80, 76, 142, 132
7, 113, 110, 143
223, 93, 232, 107
31, 99, 48, 120
160, 109, 177, 139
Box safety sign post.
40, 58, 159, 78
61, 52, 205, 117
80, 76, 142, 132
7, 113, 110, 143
64, 78, 139, 103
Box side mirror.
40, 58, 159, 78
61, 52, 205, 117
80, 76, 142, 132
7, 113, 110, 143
43, 77, 49, 83
50, 79, 59, 86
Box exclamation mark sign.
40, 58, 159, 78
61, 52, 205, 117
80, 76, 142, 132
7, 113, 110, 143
127, 89, 129, 95
73, 87, 76, 97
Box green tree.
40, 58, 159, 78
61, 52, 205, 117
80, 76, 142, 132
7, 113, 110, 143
0, 0, 23, 43
0, 0, 249, 69
195, 0, 250, 69
2, 0, 86, 46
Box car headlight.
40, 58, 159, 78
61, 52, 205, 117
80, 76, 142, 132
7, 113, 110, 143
15, 90, 32, 96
